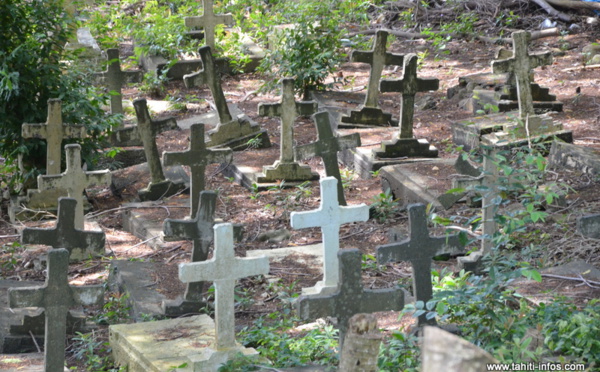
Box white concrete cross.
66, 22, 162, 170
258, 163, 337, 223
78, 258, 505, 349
178, 223, 269, 350
184, 0, 234, 50
290, 177, 369, 295
22, 99, 86, 175
37, 144, 111, 229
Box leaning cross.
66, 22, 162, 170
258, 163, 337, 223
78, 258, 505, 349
37, 144, 112, 230
135, 98, 167, 185
163, 123, 232, 218
257, 78, 318, 180
290, 177, 369, 295
22, 198, 106, 261
96, 49, 125, 115
492, 31, 553, 120
178, 223, 269, 350
162, 191, 217, 315
184, 46, 233, 124
184, 0, 234, 50
376, 204, 464, 326
352, 30, 404, 108
8, 248, 103, 372
295, 112, 361, 206
380, 54, 439, 139
297, 249, 404, 345
22, 99, 86, 175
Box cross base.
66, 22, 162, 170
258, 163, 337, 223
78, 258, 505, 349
186, 345, 262, 371
138, 179, 187, 202
256, 162, 319, 183
457, 250, 485, 275
206, 117, 271, 150
481, 114, 572, 148
161, 298, 208, 317
373, 138, 438, 159
340, 107, 397, 128
301, 281, 338, 296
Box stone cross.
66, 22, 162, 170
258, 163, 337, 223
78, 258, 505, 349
8, 248, 103, 372
184, 0, 234, 50
178, 223, 269, 350
162, 191, 217, 315
257, 78, 318, 181
37, 144, 112, 230
163, 123, 232, 218
22, 99, 86, 175
184, 46, 232, 124
133, 98, 185, 201
376, 204, 463, 326
96, 49, 125, 115
342, 30, 404, 126
297, 249, 404, 344
290, 177, 369, 295
480, 148, 500, 253
22, 198, 106, 261
380, 54, 439, 139
295, 112, 361, 206
492, 31, 553, 120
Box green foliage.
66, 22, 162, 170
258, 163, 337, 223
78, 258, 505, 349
0, 241, 23, 273
0, 0, 120, 189
370, 188, 399, 223
93, 292, 131, 325
377, 331, 420, 372
71, 331, 125, 371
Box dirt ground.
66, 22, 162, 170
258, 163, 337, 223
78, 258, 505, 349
2, 22, 600, 370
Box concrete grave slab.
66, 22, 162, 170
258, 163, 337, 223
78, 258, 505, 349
184, 46, 270, 150
341, 30, 404, 127
21, 198, 106, 261
290, 177, 369, 295
295, 112, 361, 206
1, 280, 45, 353
0, 353, 69, 372
9, 249, 103, 372
377, 204, 464, 326
549, 141, 600, 176
379, 158, 465, 210
297, 249, 404, 346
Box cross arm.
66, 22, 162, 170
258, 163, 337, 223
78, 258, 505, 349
86, 170, 112, 188
9, 286, 44, 308
434, 233, 465, 256
163, 218, 200, 241
294, 142, 319, 162
290, 209, 321, 230
529, 51, 553, 69
339, 204, 369, 225
296, 294, 334, 321
491, 59, 512, 74
71, 285, 104, 306
21, 124, 48, 139
337, 133, 362, 151
379, 79, 403, 93
162, 151, 188, 167
295, 101, 319, 117
207, 148, 233, 164
360, 288, 405, 314
376, 239, 412, 265
184, 15, 204, 29
350, 51, 374, 64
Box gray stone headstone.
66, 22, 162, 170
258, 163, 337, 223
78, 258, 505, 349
163, 123, 232, 218
184, 0, 234, 50
342, 30, 404, 127
291, 177, 369, 295
184, 46, 269, 148
8, 249, 103, 372
22, 99, 86, 175
179, 223, 269, 350
297, 249, 404, 345
21, 198, 105, 261
37, 144, 112, 230
256, 78, 318, 182
374, 54, 439, 159
133, 98, 186, 201
96, 49, 125, 116
376, 204, 464, 326
162, 191, 217, 315
295, 112, 361, 206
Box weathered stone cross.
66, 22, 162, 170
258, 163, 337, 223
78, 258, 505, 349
257, 78, 318, 181
134, 98, 185, 201
295, 112, 361, 206
297, 249, 404, 345
9, 248, 103, 372
376, 204, 464, 326
342, 29, 404, 126
162, 191, 217, 315
22, 99, 86, 175
37, 144, 112, 230
96, 49, 128, 115
380, 54, 439, 140
290, 177, 369, 295
184, 46, 232, 123
163, 123, 232, 218
184, 0, 234, 50
492, 31, 552, 120
22, 197, 106, 261
178, 223, 269, 350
